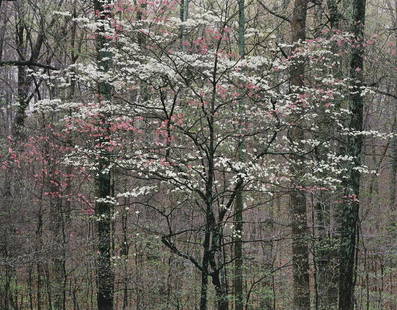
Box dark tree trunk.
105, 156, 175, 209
388, 0, 397, 220
315, 199, 338, 310
289, 1, 311, 309
314, 3, 341, 308
209, 222, 228, 310
49, 195, 67, 310
212, 271, 229, 310
338, 0, 366, 309
327, 0, 341, 29
234, 1, 245, 309
179, 0, 189, 46
14, 21, 29, 136
233, 188, 243, 310
200, 208, 211, 310
13, 4, 46, 137
391, 116, 397, 211
93, 1, 115, 309
121, 209, 129, 310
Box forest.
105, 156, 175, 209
0, 0, 396, 309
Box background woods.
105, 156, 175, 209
0, 0, 396, 310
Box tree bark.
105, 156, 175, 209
234, 1, 245, 309
387, 0, 397, 219
338, 0, 366, 309
14, 20, 29, 137
12, 2, 47, 137
314, 3, 341, 308
180, 0, 189, 46
49, 182, 67, 310
200, 206, 211, 310
289, 1, 311, 309
93, 1, 115, 309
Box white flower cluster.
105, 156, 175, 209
96, 196, 118, 205
116, 186, 157, 198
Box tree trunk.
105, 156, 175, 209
13, 2, 46, 137
180, 0, 189, 46
200, 213, 211, 310
314, 3, 341, 308
387, 0, 397, 220
233, 188, 243, 310
327, 0, 341, 29
93, 1, 115, 309
121, 208, 129, 310
209, 221, 229, 310
234, 1, 245, 309
289, 1, 311, 309
390, 115, 397, 212
212, 271, 229, 310
338, 0, 366, 309
14, 21, 29, 137
49, 173, 67, 310
315, 199, 338, 310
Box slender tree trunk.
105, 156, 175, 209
386, 5, 397, 307
212, 271, 229, 310
1, 157, 17, 310
233, 189, 243, 310
13, 3, 45, 137
14, 22, 29, 137
289, 1, 311, 309
200, 215, 210, 310
49, 179, 67, 310
234, 1, 245, 309
93, 1, 114, 309
95, 153, 114, 310
388, 0, 397, 218
314, 4, 340, 306
201, 87, 217, 310
327, 0, 341, 29
36, 204, 44, 310
315, 199, 338, 310
338, 0, 366, 309
209, 222, 228, 310
121, 208, 129, 310
180, 0, 189, 46
390, 115, 397, 211
50, 11, 77, 308
0, 4, 6, 62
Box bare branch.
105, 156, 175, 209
374, 88, 397, 100
257, 0, 291, 23
0, 60, 58, 70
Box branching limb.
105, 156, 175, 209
0, 60, 58, 70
